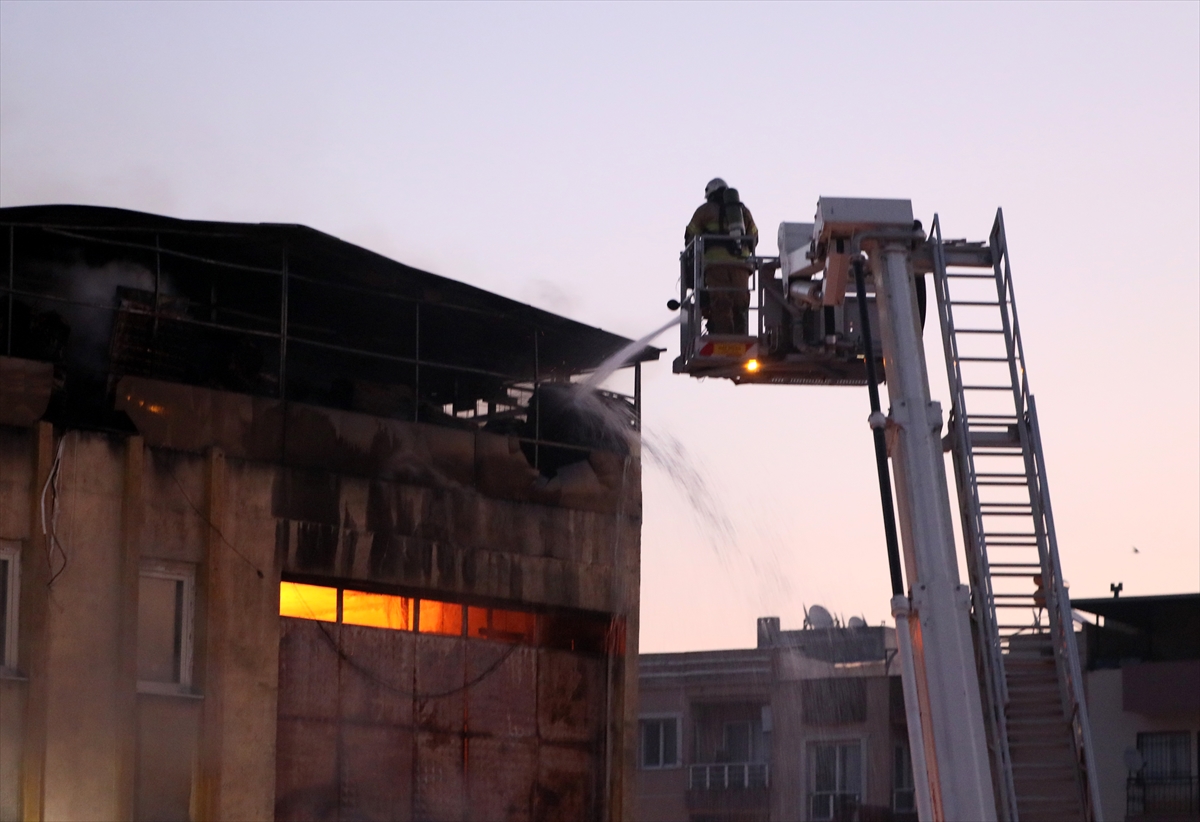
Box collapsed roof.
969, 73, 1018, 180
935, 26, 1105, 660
0, 205, 659, 432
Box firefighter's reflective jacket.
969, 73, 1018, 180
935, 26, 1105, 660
684, 190, 759, 263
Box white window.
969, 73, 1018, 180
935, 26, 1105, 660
0, 541, 19, 670
640, 715, 681, 769
137, 561, 195, 695
810, 740, 862, 821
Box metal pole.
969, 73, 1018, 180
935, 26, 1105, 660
414, 303, 420, 423
6, 226, 13, 356
892, 596, 936, 822
533, 330, 540, 471
853, 258, 904, 597
872, 240, 996, 821
153, 235, 161, 338
634, 362, 642, 428
279, 248, 288, 400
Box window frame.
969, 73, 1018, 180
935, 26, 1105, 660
639, 713, 683, 770
136, 559, 196, 696
1137, 731, 1193, 778
893, 741, 916, 813
722, 719, 755, 764
808, 737, 865, 822
0, 540, 20, 672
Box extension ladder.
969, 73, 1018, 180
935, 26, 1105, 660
929, 211, 1103, 822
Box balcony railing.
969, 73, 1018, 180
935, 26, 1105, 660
688, 763, 770, 790
811, 791, 861, 821
1127, 776, 1200, 817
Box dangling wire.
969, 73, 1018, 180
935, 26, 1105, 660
39, 435, 68, 587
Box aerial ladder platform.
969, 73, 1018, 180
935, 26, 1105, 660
671, 198, 1102, 821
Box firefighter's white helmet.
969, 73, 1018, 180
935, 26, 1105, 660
705, 178, 728, 198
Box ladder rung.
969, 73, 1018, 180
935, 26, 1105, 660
956, 356, 1011, 362
965, 414, 1020, 421
989, 563, 1042, 568
990, 573, 1041, 578
945, 273, 996, 279
954, 328, 1006, 334
976, 472, 1028, 478
949, 300, 1006, 306
981, 503, 1034, 508
979, 511, 1033, 517
962, 385, 1015, 391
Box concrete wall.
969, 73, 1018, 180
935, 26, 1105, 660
1087, 667, 1200, 822
635, 686, 689, 822
773, 656, 900, 821
0, 376, 642, 821
637, 648, 906, 822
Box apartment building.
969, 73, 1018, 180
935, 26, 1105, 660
1074, 593, 1200, 822
636, 615, 917, 822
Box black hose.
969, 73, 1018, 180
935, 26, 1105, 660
854, 258, 906, 597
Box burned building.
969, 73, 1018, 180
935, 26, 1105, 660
0, 205, 657, 821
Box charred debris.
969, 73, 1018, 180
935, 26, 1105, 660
0, 205, 659, 473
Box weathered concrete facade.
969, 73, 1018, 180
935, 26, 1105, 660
0, 203, 653, 822
0, 379, 642, 821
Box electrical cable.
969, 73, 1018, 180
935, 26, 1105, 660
853, 258, 905, 597
39, 435, 68, 587
311, 616, 520, 701
167, 465, 265, 579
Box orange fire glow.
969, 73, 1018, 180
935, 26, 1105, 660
418, 599, 464, 636
343, 590, 413, 630
279, 582, 338, 622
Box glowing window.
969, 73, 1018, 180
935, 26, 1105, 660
343, 590, 413, 630
279, 582, 338, 623
418, 599, 464, 636
468, 606, 537, 644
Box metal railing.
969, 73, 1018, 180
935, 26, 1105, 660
2, 220, 643, 469
931, 210, 1102, 820
687, 763, 769, 790
1127, 776, 1200, 816
677, 235, 770, 360
810, 791, 860, 821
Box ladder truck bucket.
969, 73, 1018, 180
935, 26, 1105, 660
672, 221, 894, 386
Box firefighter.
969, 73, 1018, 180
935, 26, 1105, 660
684, 178, 759, 335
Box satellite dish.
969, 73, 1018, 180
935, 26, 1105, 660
848, 616, 867, 629
1123, 747, 1144, 772
807, 604, 835, 629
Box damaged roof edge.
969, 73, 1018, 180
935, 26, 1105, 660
0, 204, 663, 366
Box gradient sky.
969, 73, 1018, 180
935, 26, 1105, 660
2, 1, 1197, 653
